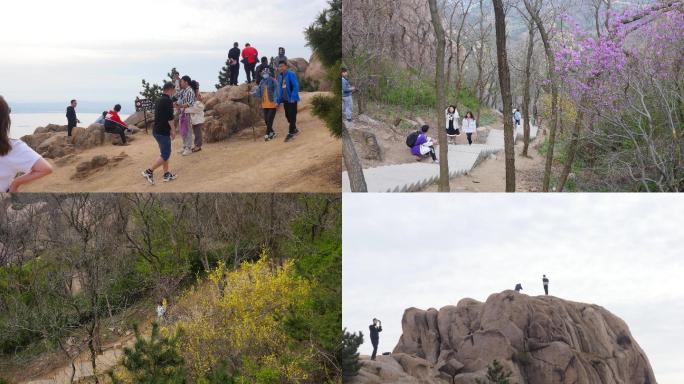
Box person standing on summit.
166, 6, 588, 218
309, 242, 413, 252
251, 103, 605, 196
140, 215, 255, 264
241, 43, 259, 84
274, 47, 288, 68
369, 318, 382, 361
228, 42, 241, 86
66, 99, 80, 137
543, 274, 549, 295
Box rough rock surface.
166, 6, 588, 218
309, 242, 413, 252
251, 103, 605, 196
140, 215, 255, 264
303, 54, 331, 91
201, 83, 261, 143
71, 153, 129, 180
352, 291, 656, 384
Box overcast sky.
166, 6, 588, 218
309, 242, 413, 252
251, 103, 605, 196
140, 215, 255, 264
343, 194, 683, 383
0, 0, 326, 106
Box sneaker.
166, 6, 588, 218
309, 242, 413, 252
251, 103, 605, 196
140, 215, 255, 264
181, 148, 192, 156
163, 172, 177, 182
264, 134, 270, 141
141, 169, 154, 185
270, 132, 278, 140
284, 133, 295, 142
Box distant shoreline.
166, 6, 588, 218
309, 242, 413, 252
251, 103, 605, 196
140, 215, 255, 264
11, 112, 130, 139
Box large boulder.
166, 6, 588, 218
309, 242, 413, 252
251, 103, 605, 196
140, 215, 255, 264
355, 292, 656, 384
33, 124, 68, 135
125, 110, 156, 128
201, 84, 261, 143
35, 134, 74, 159
288, 57, 309, 74
303, 54, 331, 91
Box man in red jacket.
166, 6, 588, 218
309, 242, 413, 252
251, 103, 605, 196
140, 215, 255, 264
241, 43, 259, 84
104, 104, 130, 145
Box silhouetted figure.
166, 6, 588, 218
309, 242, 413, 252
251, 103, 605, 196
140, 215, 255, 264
369, 318, 382, 360
543, 275, 549, 295
515, 283, 523, 292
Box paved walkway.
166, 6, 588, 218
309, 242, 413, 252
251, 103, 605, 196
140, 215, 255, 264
343, 123, 537, 192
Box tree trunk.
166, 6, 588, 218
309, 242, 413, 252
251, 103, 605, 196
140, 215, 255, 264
524, 0, 559, 192
428, 0, 450, 192
342, 123, 368, 192
557, 105, 586, 192
522, 19, 535, 157
493, 0, 516, 192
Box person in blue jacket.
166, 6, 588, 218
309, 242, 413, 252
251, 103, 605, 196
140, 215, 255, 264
276, 60, 301, 142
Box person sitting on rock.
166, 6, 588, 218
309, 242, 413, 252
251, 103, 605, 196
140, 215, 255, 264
276, 60, 301, 142
411, 125, 438, 163
369, 318, 382, 361
543, 274, 549, 295
104, 104, 130, 146
515, 283, 523, 292
94, 111, 107, 125
445, 105, 460, 144
252, 68, 279, 141
255, 57, 273, 86
0, 96, 53, 192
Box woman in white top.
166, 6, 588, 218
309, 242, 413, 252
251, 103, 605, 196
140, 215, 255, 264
0, 96, 53, 192
462, 111, 477, 146
445, 105, 460, 144
187, 80, 205, 153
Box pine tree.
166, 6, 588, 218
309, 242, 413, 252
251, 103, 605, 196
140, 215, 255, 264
475, 360, 514, 384
339, 328, 363, 382
140, 68, 179, 103
216, 58, 232, 89
109, 322, 187, 384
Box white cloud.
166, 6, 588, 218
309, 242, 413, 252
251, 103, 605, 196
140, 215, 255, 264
343, 194, 684, 381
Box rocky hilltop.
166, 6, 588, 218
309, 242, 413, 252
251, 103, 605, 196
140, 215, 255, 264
352, 291, 655, 384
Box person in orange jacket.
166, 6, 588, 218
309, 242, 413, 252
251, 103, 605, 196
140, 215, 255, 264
241, 43, 259, 84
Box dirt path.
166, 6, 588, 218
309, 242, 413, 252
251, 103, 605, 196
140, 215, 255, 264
23, 93, 341, 193
423, 127, 546, 192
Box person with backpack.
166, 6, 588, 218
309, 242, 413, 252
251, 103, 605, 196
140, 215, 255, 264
228, 42, 241, 86
255, 57, 273, 85
369, 318, 382, 361
104, 104, 130, 146
543, 275, 549, 295
241, 43, 259, 84
445, 105, 460, 144
463, 111, 477, 145
276, 60, 301, 142
66, 99, 80, 137
252, 68, 279, 141
408, 125, 437, 162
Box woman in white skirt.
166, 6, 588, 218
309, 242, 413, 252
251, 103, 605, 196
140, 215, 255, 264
445, 105, 460, 144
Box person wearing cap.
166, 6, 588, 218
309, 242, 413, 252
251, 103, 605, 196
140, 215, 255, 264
252, 68, 279, 141
255, 57, 273, 85
276, 60, 301, 142
369, 318, 382, 360
228, 42, 241, 86
241, 43, 259, 84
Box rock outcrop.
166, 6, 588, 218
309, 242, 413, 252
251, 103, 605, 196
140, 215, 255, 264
303, 54, 331, 91
352, 291, 656, 384
201, 83, 262, 143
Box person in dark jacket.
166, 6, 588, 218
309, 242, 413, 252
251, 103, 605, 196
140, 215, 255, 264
228, 42, 241, 86
274, 47, 288, 68
543, 275, 549, 295
515, 283, 523, 292
255, 57, 272, 85
369, 318, 382, 360
276, 60, 301, 142
66, 99, 80, 137
142, 82, 177, 185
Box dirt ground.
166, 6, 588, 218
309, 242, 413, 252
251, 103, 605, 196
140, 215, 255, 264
23, 93, 341, 193
423, 127, 547, 192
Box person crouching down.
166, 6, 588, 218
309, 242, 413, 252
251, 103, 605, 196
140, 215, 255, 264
411, 125, 438, 163
104, 104, 130, 146
252, 69, 279, 141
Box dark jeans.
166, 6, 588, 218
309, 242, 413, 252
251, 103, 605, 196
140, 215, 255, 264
544, 285, 548, 295
371, 341, 379, 360
230, 64, 240, 85
283, 102, 298, 134
467, 132, 473, 145
244, 62, 256, 83
193, 124, 203, 148
263, 108, 276, 135
426, 146, 437, 161
68, 125, 75, 137
104, 120, 127, 144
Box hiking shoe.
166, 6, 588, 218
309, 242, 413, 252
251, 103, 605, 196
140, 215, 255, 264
142, 169, 154, 185
284, 133, 295, 142
264, 134, 270, 141
181, 148, 192, 156
163, 172, 177, 182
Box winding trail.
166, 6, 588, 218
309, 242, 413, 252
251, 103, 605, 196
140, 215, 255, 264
342, 122, 537, 192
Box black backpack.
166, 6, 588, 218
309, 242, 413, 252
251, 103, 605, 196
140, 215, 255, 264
406, 131, 420, 147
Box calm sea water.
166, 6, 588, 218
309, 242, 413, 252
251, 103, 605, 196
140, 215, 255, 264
10, 113, 129, 139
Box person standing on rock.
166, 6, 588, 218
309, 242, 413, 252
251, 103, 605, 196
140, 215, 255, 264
275, 47, 288, 68
515, 283, 523, 292
252, 68, 279, 141
228, 42, 241, 86
276, 60, 301, 142
543, 275, 549, 295
445, 105, 460, 144
66, 99, 80, 137
142, 82, 177, 184
342, 67, 356, 122
104, 104, 130, 146
462, 111, 477, 146
0, 96, 53, 192
369, 318, 382, 360
255, 57, 273, 86
175, 76, 196, 156
241, 43, 259, 84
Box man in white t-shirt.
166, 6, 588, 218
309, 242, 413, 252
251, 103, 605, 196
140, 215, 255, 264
0, 139, 52, 192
